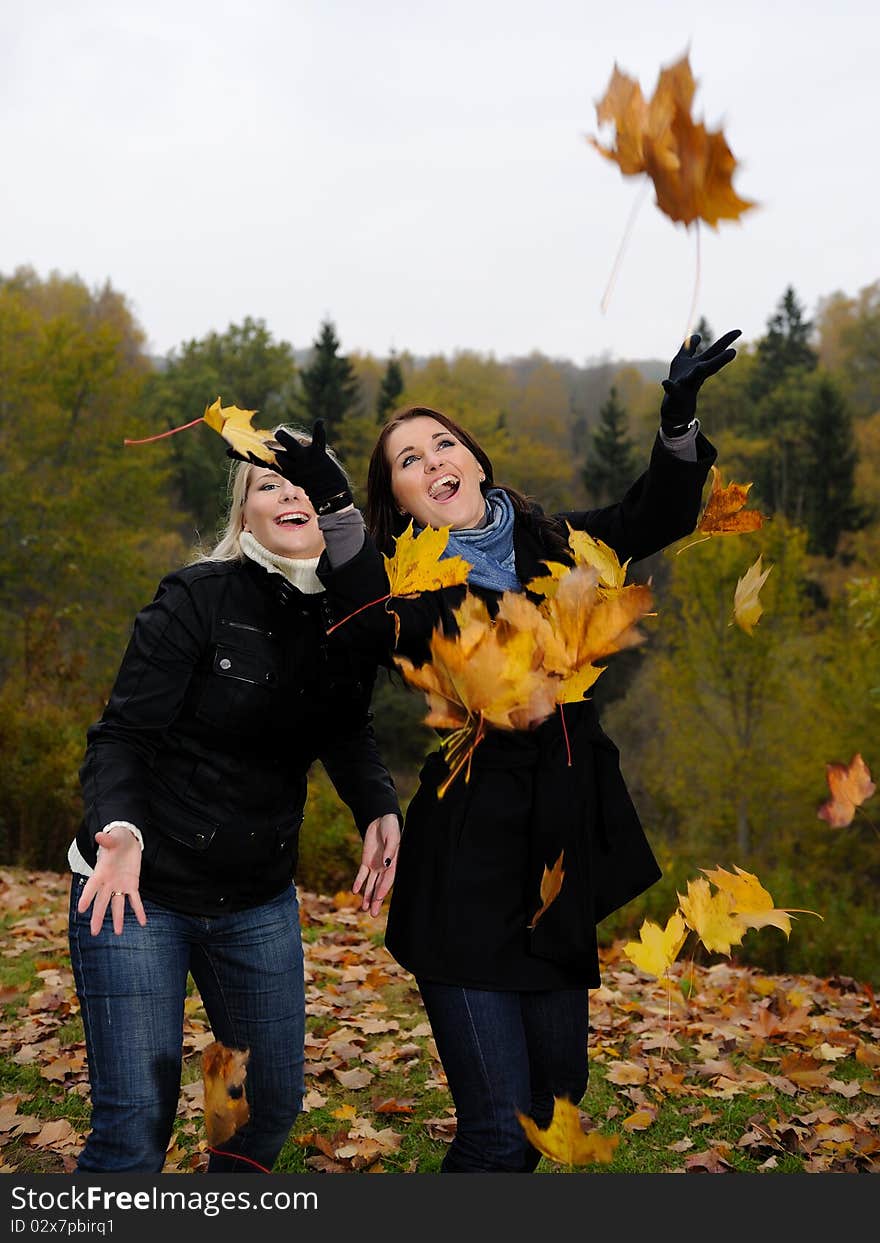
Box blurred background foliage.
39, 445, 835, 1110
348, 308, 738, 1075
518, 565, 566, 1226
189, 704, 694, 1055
1, 265, 877, 981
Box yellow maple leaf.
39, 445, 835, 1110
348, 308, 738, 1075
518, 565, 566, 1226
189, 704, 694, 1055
701, 864, 824, 936
623, 910, 688, 977
677, 877, 745, 956
201, 1041, 250, 1147
527, 527, 630, 598
566, 526, 631, 589
818, 753, 877, 828
384, 523, 472, 598
202, 397, 278, 464
517, 1097, 619, 1166
732, 555, 773, 634
125, 395, 279, 463
528, 851, 565, 930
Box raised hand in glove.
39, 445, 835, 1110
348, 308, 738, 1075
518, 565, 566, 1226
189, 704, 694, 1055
660, 328, 742, 436
228, 419, 353, 514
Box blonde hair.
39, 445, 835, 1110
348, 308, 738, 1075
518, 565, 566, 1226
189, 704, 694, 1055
190, 425, 350, 564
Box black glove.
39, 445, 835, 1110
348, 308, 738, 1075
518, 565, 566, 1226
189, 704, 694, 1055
227, 420, 353, 515
660, 328, 742, 435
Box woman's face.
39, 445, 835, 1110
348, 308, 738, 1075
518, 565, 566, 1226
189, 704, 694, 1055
241, 469, 326, 559
385, 416, 487, 531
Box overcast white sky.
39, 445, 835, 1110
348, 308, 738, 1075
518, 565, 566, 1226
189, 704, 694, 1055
3, 1, 878, 366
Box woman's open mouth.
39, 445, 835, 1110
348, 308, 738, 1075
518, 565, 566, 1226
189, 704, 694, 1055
427, 475, 460, 503
275, 511, 311, 526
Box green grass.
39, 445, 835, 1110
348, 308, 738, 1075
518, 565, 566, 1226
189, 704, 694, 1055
1, 867, 877, 1175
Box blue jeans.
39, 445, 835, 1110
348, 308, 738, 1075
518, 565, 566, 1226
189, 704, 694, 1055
417, 980, 590, 1172
69, 878, 305, 1174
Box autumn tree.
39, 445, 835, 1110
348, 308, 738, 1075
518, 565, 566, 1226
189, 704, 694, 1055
816, 280, 880, 419
376, 352, 405, 423
602, 520, 821, 870
298, 318, 361, 435
137, 317, 299, 537
583, 386, 638, 505
0, 267, 186, 866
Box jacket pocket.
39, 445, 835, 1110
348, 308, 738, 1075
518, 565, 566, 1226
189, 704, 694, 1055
195, 634, 281, 734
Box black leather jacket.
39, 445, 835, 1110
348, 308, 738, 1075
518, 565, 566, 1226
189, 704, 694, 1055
77, 556, 400, 915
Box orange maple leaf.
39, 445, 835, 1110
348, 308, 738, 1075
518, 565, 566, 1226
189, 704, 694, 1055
528, 851, 565, 930
394, 595, 559, 796
817, 753, 876, 828
588, 53, 757, 229
201, 1041, 250, 1147
698, 465, 766, 536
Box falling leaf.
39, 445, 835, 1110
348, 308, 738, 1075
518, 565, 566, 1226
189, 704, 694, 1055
697, 466, 766, 535
201, 1041, 250, 1147
677, 878, 745, 956
732, 555, 773, 634
817, 753, 876, 828
528, 851, 565, 929
202, 397, 278, 464
517, 1097, 619, 1166
125, 396, 278, 464
587, 53, 757, 230
623, 911, 688, 977
700, 865, 821, 935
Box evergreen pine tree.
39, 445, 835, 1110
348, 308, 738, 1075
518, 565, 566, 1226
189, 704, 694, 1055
583, 386, 637, 505
376, 352, 404, 424
752, 286, 818, 400
803, 375, 862, 556
298, 319, 360, 433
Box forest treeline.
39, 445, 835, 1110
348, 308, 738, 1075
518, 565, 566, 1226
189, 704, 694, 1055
0, 266, 877, 981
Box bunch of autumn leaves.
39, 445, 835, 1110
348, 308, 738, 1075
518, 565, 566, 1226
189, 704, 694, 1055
386, 522, 652, 798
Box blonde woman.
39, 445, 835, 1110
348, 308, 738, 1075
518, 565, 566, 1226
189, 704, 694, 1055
70, 428, 401, 1173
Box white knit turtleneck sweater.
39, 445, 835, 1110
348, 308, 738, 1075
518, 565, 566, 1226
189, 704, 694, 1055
239, 530, 325, 594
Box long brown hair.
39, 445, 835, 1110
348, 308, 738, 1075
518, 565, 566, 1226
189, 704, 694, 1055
365, 406, 569, 560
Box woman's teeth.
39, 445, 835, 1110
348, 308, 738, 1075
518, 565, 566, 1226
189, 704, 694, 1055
428, 476, 460, 501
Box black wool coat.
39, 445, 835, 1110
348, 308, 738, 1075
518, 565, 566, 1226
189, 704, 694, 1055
77, 556, 401, 915
325, 431, 718, 990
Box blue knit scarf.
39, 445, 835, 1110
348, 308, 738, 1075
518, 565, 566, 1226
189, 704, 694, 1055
423, 487, 522, 594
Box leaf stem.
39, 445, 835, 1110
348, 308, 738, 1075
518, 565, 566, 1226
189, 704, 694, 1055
674, 534, 712, 556
326, 594, 391, 635
558, 702, 572, 767
600, 178, 650, 314
124, 416, 204, 445
206, 1146, 271, 1173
